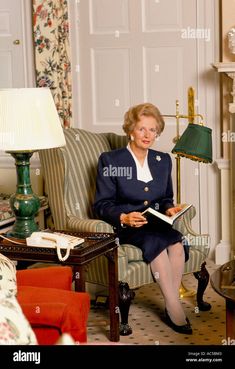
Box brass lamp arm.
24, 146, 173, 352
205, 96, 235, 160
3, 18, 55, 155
163, 113, 204, 125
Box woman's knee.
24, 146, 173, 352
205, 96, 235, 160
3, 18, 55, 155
168, 242, 184, 257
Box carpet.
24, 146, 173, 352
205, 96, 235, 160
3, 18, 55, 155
87, 259, 226, 345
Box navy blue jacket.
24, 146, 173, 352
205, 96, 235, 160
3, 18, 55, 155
93, 147, 175, 228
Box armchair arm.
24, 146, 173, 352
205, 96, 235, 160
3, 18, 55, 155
17, 266, 72, 290
174, 205, 199, 235
173, 205, 210, 258
67, 216, 113, 233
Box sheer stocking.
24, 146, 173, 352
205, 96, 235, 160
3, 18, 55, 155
150, 244, 187, 326
167, 242, 185, 292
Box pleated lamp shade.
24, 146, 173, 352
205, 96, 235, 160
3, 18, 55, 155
0, 88, 66, 151
172, 123, 212, 163
0, 88, 66, 239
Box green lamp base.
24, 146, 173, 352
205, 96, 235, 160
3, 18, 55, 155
7, 152, 40, 239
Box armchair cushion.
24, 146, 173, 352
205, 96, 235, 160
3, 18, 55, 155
121, 244, 144, 262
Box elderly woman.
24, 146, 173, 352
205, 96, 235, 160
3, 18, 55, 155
94, 103, 192, 334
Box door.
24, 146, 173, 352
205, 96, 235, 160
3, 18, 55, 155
0, 0, 26, 87
74, 0, 198, 133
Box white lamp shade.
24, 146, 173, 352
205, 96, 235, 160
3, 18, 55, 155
0, 88, 66, 151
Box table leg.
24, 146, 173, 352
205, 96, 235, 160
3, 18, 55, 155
74, 266, 86, 291
107, 246, 119, 342
226, 299, 235, 339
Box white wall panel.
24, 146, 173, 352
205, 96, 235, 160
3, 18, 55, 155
90, 0, 129, 34
142, 0, 182, 32
0, 52, 12, 87
143, 46, 183, 113
91, 48, 130, 125
0, 11, 10, 34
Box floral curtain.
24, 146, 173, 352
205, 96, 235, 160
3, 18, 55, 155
33, 0, 72, 127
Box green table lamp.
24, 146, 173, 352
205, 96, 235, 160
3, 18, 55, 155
0, 88, 66, 239
172, 122, 212, 164
164, 87, 213, 204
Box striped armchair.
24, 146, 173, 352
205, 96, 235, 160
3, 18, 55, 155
39, 128, 211, 335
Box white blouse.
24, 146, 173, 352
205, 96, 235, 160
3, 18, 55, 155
127, 144, 153, 183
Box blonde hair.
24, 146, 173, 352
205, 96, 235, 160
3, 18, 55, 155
123, 103, 165, 137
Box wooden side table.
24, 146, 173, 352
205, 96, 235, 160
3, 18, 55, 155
0, 232, 119, 342
210, 260, 235, 339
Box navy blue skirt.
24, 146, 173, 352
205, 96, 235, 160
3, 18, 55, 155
118, 221, 189, 263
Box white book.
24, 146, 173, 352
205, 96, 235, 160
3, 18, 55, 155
141, 204, 192, 226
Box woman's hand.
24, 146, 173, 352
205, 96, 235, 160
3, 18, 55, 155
165, 206, 182, 217
120, 212, 148, 228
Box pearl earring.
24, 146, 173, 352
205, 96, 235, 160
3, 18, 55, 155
130, 135, 134, 141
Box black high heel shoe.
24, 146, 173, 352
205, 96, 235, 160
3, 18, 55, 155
165, 309, 193, 335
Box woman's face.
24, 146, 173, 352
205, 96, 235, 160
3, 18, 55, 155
130, 115, 158, 150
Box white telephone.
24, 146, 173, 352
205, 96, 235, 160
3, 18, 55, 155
26, 232, 85, 262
